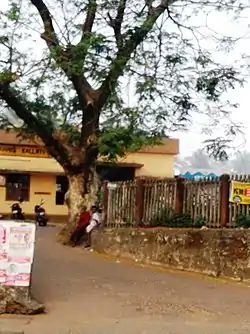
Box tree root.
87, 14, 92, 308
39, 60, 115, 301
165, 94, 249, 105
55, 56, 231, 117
56, 225, 72, 245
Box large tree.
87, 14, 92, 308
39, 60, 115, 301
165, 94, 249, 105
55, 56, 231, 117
0, 0, 248, 240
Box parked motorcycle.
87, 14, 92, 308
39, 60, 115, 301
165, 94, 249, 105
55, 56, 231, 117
11, 197, 25, 220
34, 199, 48, 226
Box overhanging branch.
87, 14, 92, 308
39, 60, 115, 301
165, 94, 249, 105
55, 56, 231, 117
0, 82, 72, 168
97, 0, 176, 109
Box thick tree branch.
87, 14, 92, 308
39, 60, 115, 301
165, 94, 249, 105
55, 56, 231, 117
30, 0, 73, 77
107, 0, 127, 47
30, 0, 98, 143
0, 82, 72, 169
73, 0, 97, 108
69, 0, 99, 146
97, 0, 176, 109
30, 0, 59, 47
70, 76, 99, 145
82, 0, 97, 39
72, 0, 98, 143
76, 0, 97, 66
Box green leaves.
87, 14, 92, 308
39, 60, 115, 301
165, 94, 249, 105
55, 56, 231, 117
7, 2, 20, 21
0, 0, 248, 166
0, 36, 9, 44
0, 72, 18, 83
196, 67, 240, 101
98, 126, 161, 161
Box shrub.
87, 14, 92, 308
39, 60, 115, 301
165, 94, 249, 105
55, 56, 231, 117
148, 206, 193, 228
235, 214, 250, 228
149, 207, 174, 227
193, 216, 206, 228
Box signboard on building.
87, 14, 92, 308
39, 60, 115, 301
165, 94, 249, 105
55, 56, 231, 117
229, 181, 250, 205
0, 221, 36, 287
0, 145, 50, 158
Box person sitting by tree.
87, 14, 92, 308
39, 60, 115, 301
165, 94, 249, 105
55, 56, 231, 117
69, 206, 90, 247
85, 205, 101, 249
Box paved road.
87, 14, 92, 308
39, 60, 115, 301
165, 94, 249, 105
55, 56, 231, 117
1, 227, 250, 333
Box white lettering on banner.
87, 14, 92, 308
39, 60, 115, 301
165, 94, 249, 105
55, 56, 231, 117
0, 221, 36, 287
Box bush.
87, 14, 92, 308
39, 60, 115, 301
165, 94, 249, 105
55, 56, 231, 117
193, 216, 206, 228
149, 207, 174, 227
148, 207, 193, 228
147, 207, 206, 228
167, 213, 193, 228
235, 214, 250, 228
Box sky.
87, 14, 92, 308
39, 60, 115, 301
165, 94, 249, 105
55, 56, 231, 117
169, 9, 250, 157
175, 71, 250, 157
1, 0, 250, 158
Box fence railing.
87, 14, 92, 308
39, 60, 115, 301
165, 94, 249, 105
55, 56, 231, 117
183, 178, 220, 227
142, 179, 176, 224
102, 174, 250, 228
106, 181, 137, 227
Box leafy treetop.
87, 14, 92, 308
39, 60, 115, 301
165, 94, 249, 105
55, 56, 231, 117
0, 0, 248, 169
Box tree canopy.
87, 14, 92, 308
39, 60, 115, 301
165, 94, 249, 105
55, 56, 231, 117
0, 0, 248, 165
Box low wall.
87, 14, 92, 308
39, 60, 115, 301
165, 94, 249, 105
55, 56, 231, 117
92, 228, 250, 281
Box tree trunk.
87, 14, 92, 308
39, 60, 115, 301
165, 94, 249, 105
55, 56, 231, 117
57, 166, 100, 244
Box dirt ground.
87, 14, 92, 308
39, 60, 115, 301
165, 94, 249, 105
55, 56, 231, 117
1, 227, 250, 333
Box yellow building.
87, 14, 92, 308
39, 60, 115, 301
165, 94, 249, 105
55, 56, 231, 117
0, 130, 179, 219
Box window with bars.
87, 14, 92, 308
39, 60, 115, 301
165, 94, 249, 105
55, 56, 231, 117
56, 176, 68, 205
6, 174, 30, 201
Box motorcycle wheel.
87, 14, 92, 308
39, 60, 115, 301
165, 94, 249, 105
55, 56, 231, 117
38, 220, 47, 227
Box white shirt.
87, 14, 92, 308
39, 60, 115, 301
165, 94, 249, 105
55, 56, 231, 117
86, 212, 100, 233
91, 212, 100, 225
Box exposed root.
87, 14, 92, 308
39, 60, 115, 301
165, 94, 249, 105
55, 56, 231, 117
56, 225, 72, 245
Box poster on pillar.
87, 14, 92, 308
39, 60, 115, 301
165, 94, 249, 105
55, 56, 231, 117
0, 221, 36, 287
229, 181, 250, 205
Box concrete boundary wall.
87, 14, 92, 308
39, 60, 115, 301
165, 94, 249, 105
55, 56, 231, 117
92, 228, 250, 281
